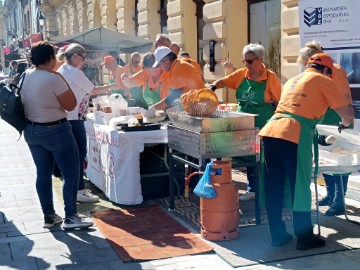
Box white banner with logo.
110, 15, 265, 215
299, 0, 360, 87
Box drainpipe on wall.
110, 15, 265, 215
224, 0, 230, 103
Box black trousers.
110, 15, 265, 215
262, 137, 314, 243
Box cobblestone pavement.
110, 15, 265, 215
1, 119, 360, 270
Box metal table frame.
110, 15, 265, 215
315, 163, 360, 230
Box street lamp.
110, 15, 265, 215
38, 12, 45, 40
38, 12, 45, 28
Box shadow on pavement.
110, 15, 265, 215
0, 211, 51, 269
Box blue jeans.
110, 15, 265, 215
246, 166, 255, 192
69, 120, 87, 190
24, 121, 79, 218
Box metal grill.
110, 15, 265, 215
168, 110, 255, 133
168, 125, 259, 160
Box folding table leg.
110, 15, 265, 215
168, 149, 175, 211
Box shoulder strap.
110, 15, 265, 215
17, 73, 26, 94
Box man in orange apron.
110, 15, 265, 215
259, 53, 354, 250
146, 46, 204, 116
121, 52, 164, 109
124, 52, 143, 106
101, 55, 127, 96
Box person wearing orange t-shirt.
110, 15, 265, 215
210, 43, 282, 202
121, 52, 165, 109
180, 52, 204, 82
297, 40, 353, 216
101, 55, 128, 96
124, 52, 143, 106
259, 53, 354, 250
146, 46, 204, 116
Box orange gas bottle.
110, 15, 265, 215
200, 161, 239, 241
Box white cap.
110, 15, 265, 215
153, 46, 172, 68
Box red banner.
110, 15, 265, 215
31, 33, 43, 44
22, 39, 31, 48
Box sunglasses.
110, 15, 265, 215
242, 58, 258, 64
78, 53, 86, 61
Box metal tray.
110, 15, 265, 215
168, 111, 255, 132
116, 123, 161, 132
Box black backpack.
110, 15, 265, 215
0, 74, 27, 136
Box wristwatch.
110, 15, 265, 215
209, 84, 217, 91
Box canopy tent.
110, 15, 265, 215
50, 27, 153, 53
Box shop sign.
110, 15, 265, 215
22, 39, 31, 48
31, 33, 43, 44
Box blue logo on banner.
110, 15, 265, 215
304, 7, 322, 27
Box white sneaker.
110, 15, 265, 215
239, 192, 255, 201
77, 189, 99, 203
63, 213, 93, 230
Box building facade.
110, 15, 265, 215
1, 0, 305, 102
34, 0, 284, 102
0, 0, 43, 72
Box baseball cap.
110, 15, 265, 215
153, 46, 172, 68
101, 55, 116, 66
308, 53, 333, 70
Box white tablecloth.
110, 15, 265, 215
85, 121, 168, 205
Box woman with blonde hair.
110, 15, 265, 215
298, 40, 353, 216
56, 43, 118, 203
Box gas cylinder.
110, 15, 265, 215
200, 161, 239, 241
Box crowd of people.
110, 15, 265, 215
6, 34, 354, 250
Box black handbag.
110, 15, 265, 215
0, 74, 27, 135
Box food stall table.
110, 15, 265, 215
84, 120, 168, 205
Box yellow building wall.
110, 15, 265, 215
182, 0, 198, 60
281, 0, 301, 83
203, 0, 248, 103
166, 0, 184, 48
